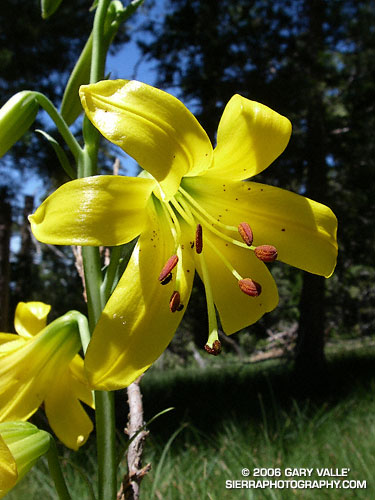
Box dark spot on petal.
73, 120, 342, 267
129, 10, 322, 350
281, 228, 286, 232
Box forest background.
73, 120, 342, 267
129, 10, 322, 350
1, 1, 374, 497
1, 0, 373, 376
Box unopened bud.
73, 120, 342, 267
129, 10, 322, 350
158, 255, 178, 282
0, 92, 39, 158
204, 340, 222, 356
254, 245, 278, 263
238, 222, 253, 246
195, 224, 203, 254
238, 278, 262, 297
169, 291, 181, 313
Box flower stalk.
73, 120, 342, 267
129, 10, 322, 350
47, 437, 72, 500
80, 1, 117, 499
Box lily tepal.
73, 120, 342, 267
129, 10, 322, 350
0, 302, 94, 450
29, 80, 338, 391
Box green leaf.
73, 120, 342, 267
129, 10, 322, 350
36, 129, 76, 179
60, 0, 145, 125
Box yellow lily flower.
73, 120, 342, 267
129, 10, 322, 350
29, 80, 338, 390
0, 302, 94, 450
0, 421, 50, 498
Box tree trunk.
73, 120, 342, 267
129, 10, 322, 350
295, 0, 328, 378
15, 195, 34, 300
0, 191, 11, 331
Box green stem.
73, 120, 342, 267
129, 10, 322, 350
47, 437, 72, 500
33, 92, 83, 162
91, 0, 112, 83
82, 246, 103, 330
94, 391, 116, 500
80, 1, 117, 499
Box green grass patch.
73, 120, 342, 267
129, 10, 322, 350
6, 347, 375, 499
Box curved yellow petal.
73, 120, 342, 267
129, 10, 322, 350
0, 334, 19, 346
210, 95, 292, 180
79, 80, 213, 200
14, 302, 51, 338
29, 175, 155, 246
44, 369, 93, 450
194, 232, 278, 334
68, 355, 95, 409
0, 319, 81, 423
183, 177, 338, 277
0, 434, 17, 498
85, 197, 195, 390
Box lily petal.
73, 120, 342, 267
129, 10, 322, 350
85, 197, 195, 390
44, 368, 93, 450
210, 95, 292, 180
0, 433, 17, 497
29, 175, 155, 246
0, 320, 81, 423
14, 302, 51, 338
68, 355, 95, 409
183, 177, 338, 278
79, 80, 213, 200
194, 232, 279, 334
0, 334, 20, 346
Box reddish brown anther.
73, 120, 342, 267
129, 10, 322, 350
169, 291, 181, 312
238, 278, 262, 297
204, 340, 222, 356
195, 223, 203, 254
238, 222, 253, 246
158, 255, 178, 282
254, 245, 278, 263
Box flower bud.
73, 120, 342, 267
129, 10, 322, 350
41, 0, 63, 19
0, 92, 38, 157
0, 422, 50, 497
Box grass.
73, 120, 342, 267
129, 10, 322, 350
6, 346, 375, 499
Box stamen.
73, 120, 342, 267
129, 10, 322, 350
254, 245, 278, 263
199, 246, 220, 351
169, 291, 182, 312
176, 193, 251, 250
206, 238, 242, 281
159, 255, 178, 282
204, 340, 222, 356
195, 224, 203, 254
238, 278, 262, 297
238, 222, 253, 246
178, 187, 239, 233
